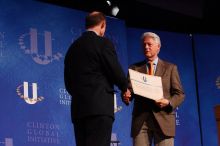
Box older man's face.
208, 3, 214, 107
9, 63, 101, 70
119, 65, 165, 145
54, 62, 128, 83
142, 36, 160, 61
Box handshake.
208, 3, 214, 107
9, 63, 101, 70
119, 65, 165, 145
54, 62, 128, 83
121, 88, 132, 105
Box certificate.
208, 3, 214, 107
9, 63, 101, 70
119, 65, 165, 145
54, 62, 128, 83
129, 69, 163, 100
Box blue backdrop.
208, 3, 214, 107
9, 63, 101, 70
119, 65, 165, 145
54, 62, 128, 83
194, 34, 220, 146
0, 0, 130, 145
0, 0, 220, 146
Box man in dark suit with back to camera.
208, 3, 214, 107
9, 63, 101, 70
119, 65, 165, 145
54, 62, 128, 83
123, 32, 185, 146
64, 11, 131, 146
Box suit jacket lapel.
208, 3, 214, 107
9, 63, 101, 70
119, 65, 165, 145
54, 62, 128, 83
138, 61, 147, 74
155, 59, 166, 77
133, 59, 166, 76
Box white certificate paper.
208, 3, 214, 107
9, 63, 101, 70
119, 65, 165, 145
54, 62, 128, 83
129, 69, 163, 100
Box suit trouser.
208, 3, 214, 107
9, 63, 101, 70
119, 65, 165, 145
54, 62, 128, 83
73, 115, 113, 146
133, 112, 174, 146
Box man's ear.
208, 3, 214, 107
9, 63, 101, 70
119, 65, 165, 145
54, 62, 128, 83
101, 21, 106, 29
157, 44, 161, 53
157, 47, 160, 54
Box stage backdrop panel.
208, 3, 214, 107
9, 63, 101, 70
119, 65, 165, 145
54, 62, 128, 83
126, 28, 202, 146
105, 19, 133, 146
194, 34, 220, 146
0, 0, 131, 146
0, 0, 83, 145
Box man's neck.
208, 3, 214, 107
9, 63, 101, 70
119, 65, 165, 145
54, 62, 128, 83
147, 57, 158, 62
87, 28, 100, 36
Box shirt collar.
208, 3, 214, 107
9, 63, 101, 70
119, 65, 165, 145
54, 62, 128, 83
146, 57, 158, 65
86, 29, 99, 35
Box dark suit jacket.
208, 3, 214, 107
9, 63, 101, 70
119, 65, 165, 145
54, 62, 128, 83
64, 31, 128, 122
129, 59, 185, 137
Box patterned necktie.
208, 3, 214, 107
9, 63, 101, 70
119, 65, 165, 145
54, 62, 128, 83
147, 61, 154, 75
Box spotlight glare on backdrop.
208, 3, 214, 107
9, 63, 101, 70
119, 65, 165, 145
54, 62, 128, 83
111, 6, 119, 16
106, 0, 111, 6
105, 0, 119, 16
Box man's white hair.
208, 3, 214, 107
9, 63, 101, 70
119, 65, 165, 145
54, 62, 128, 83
141, 32, 161, 47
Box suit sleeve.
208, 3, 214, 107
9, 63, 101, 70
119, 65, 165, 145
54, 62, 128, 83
64, 48, 74, 96
169, 65, 185, 109
101, 39, 128, 92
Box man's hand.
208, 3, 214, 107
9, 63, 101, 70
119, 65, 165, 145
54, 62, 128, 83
122, 89, 131, 105
155, 98, 170, 108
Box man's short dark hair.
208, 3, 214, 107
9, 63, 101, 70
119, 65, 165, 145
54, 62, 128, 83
85, 11, 106, 29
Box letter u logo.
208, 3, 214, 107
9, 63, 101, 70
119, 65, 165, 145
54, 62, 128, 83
18, 28, 62, 65
143, 76, 147, 82
23, 82, 38, 104
16, 81, 44, 104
